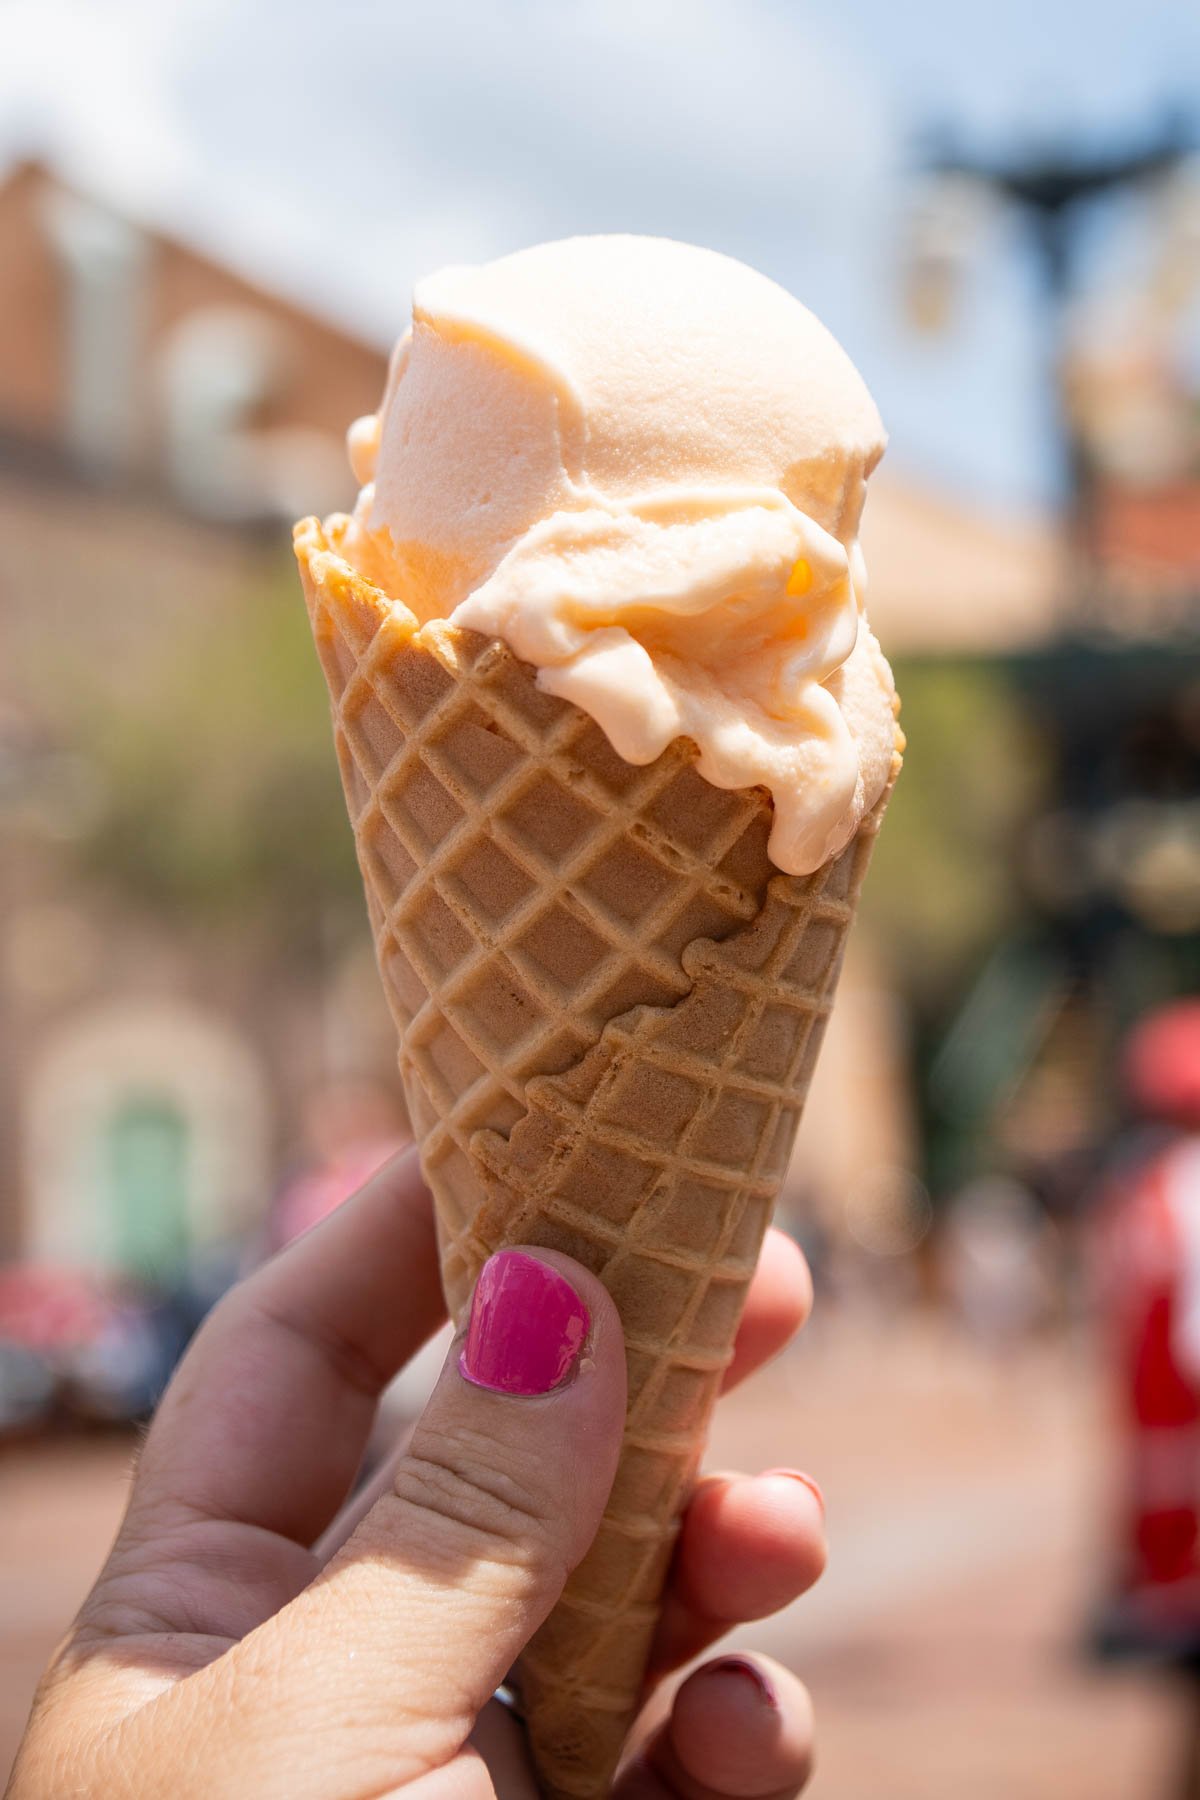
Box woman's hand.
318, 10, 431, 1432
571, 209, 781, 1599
8, 1149, 825, 1799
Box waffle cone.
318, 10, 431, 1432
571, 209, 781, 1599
296, 515, 900, 1798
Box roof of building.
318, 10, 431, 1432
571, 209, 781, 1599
863, 474, 1062, 654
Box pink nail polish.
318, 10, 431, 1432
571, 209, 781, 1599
703, 1656, 778, 1710
762, 1468, 825, 1516
460, 1251, 590, 1395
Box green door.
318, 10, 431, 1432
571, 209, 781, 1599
104, 1094, 190, 1283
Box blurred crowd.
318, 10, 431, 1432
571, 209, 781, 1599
0, 1075, 406, 1438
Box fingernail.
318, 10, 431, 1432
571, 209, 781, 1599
762, 1468, 825, 1516
703, 1656, 778, 1710
460, 1251, 590, 1396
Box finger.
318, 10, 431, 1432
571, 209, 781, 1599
618, 1656, 813, 1800
125, 1145, 445, 1549
313, 1324, 455, 1563
313, 1424, 415, 1563
723, 1230, 811, 1395
315, 1223, 809, 1573
314, 1224, 808, 1575
125, 1248, 627, 1798
649, 1471, 826, 1676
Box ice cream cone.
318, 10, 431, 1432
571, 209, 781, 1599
297, 515, 900, 1798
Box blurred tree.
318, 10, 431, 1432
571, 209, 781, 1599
44, 546, 360, 942
861, 655, 1046, 1005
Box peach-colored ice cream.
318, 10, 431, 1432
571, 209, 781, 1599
341, 234, 896, 874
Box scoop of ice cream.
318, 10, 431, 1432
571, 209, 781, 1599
343, 234, 897, 874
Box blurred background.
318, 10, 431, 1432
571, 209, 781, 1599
1, 1, 1199, 1794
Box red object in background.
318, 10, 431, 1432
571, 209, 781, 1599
1096, 481, 1200, 587
0, 1266, 111, 1354
1124, 1001, 1200, 1132
271, 1137, 404, 1249
1102, 1136, 1200, 1638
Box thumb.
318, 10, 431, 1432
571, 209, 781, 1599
165, 1248, 625, 1797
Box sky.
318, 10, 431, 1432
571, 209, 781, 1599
1, 0, 1198, 510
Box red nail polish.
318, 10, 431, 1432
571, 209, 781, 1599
460, 1251, 590, 1395
703, 1656, 778, 1710
762, 1468, 825, 1516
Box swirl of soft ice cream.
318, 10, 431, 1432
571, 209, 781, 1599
342, 234, 897, 874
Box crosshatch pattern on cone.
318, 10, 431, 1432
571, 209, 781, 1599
297, 515, 899, 1800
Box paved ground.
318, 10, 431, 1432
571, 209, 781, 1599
0, 1309, 1189, 1796
709, 1311, 1184, 1798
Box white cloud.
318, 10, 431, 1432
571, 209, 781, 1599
0, 0, 202, 202
11, 0, 1190, 505
0, 0, 889, 347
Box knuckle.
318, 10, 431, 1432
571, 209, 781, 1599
74, 1568, 201, 1649
387, 1424, 570, 1592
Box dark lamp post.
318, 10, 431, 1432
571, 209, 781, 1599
913, 113, 1196, 612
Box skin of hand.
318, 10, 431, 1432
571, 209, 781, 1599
6, 1148, 826, 1800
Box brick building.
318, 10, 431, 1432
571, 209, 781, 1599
0, 157, 397, 1277
3, 152, 1109, 1284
